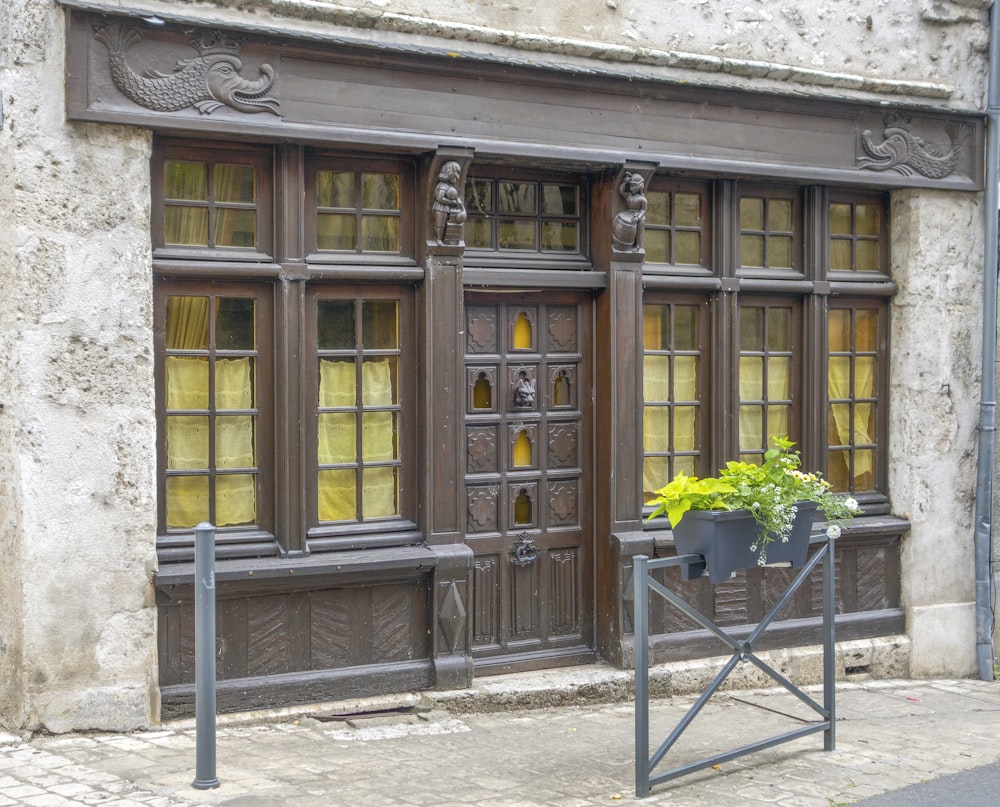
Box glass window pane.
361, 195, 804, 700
215, 208, 256, 248
165, 206, 208, 246
829, 309, 851, 352
541, 221, 578, 251
215, 357, 254, 410
216, 473, 256, 526
318, 412, 356, 463
319, 360, 356, 410
740, 198, 764, 230
739, 357, 764, 399
829, 239, 852, 271
674, 193, 701, 227
216, 415, 255, 468
362, 358, 396, 406
855, 204, 879, 236
165, 160, 207, 200
674, 406, 698, 452
166, 296, 210, 350
856, 240, 879, 272
317, 213, 356, 251
740, 234, 765, 267
646, 192, 669, 226
318, 468, 357, 521
768, 235, 792, 268
856, 310, 878, 351
768, 308, 791, 351
674, 356, 698, 400
166, 416, 208, 470
739, 405, 764, 449
362, 301, 398, 350
643, 407, 670, 449
674, 231, 700, 264
360, 215, 399, 251
166, 475, 208, 529
768, 357, 791, 399
645, 229, 669, 263
364, 467, 399, 518
767, 405, 790, 439
165, 356, 209, 410
466, 218, 491, 248
856, 356, 877, 396
542, 184, 577, 215
465, 178, 492, 211
362, 411, 396, 461
643, 455, 670, 499
498, 182, 536, 214
318, 301, 356, 351
215, 164, 255, 204
828, 403, 849, 444
740, 307, 764, 351
826, 448, 851, 491
317, 170, 355, 208
829, 203, 852, 236
828, 357, 852, 397
674, 306, 699, 351
499, 219, 537, 250
643, 355, 670, 401
362, 174, 400, 210
643, 305, 667, 352
215, 298, 255, 351
768, 199, 792, 231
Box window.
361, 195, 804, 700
642, 181, 889, 510
154, 141, 416, 560
644, 183, 709, 267
464, 174, 585, 255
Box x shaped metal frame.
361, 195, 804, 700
633, 534, 836, 797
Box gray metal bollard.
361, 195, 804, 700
192, 522, 220, 790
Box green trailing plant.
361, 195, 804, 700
646, 436, 861, 564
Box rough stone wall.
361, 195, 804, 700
889, 188, 984, 677
0, 0, 157, 732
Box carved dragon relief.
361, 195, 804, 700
858, 114, 970, 180
94, 24, 280, 116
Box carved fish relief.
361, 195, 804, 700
858, 115, 969, 180
94, 23, 280, 116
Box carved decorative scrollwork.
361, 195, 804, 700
857, 113, 969, 179
95, 24, 280, 116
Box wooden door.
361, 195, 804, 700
463, 291, 594, 673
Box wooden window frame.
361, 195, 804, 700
643, 178, 713, 273
736, 182, 804, 278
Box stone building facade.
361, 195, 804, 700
0, 0, 993, 732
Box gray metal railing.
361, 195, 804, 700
633, 533, 836, 797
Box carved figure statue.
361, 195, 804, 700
432, 160, 468, 244
95, 24, 280, 116
513, 373, 536, 408
612, 171, 647, 252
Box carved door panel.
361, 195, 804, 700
464, 291, 594, 671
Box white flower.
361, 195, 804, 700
845, 497, 859, 512
826, 524, 842, 539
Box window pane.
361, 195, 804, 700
363, 467, 398, 518
216, 416, 255, 469
362, 174, 399, 210
828, 356, 851, 394
768, 235, 792, 268
646, 192, 669, 226
855, 204, 879, 236
317, 213, 356, 251
165, 160, 207, 200
166, 416, 208, 470
166, 475, 208, 529
674, 356, 698, 399
740, 307, 764, 351
165, 357, 209, 410
317, 170, 355, 208
829, 309, 851, 352
674, 406, 698, 450
856, 310, 878, 351
674, 193, 701, 227
739, 405, 764, 449
215, 357, 253, 410
740, 198, 764, 230
768, 199, 792, 231
541, 221, 578, 251
165, 206, 208, 245
166, 296, 209, 350
739, 357, 764, 399
318, 412, 356, 463
856, 240, 879, 272
643, 455, 670, 498
466, 218, 491, 248
362, 358, 396, 406
645, 229, 669, 263
498, 182, 536, 214
318, 468, 356, 521
363, 411, 397, 461
829, 203, 852, 235
542, 184, 578, 215
643, 305, 667, 351
216, 473, 256, 526
768, 357, 791, 398
499, 219, 537, 249
674, 306, 699, 351
215, 208, 256, 248
767, 405, 790, 439
465, 178, 492, 211
215, 164, 255, 204
643, 407, 670, 449
360, 215, 399, 251
826, 447, 850, 491
362, 301, 398, 350
768, 308, 791, 351
318, 301, 356, 350
740, 234, 765, 267
318, 359, 356, 407
674, 231, 700, 264
829, 239, 852, 271
215, 298, 256, 351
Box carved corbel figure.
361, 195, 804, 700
432, 160, 468, 245
611, 170, 648, 252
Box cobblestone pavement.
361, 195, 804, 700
2, 678, 999, 806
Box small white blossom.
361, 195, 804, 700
826, 524, 842, 539
845, 497, 859, 512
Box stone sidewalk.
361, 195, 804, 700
2, 676, 999, 806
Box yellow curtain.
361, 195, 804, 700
318, 359, 396, 521
828, 356, 875, 481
